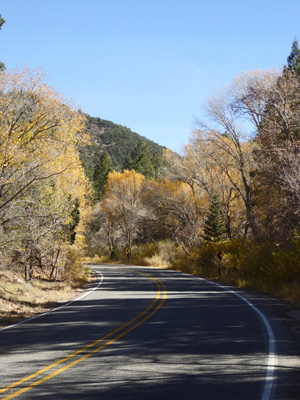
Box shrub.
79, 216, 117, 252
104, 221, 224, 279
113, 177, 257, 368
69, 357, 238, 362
132, 240, 176, 268
64, 245, 89, 287
131, 242, 159, 265
170, 239, 300, 303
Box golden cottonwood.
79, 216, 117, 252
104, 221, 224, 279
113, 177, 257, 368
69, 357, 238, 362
143, 178, 203, 251
85, 202, 119, 255
226, 69, 300, 239
195, 81, 259, 238
0, 67, 91, 277
164, 135, 245, 240
0, 67, 86, 211
101, 170, 146, 250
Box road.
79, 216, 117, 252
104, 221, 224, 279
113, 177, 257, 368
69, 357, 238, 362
0, 265, 299, 400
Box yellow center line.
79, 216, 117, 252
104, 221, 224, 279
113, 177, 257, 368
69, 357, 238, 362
1, 271, 167, 400
0, 272, 160, 394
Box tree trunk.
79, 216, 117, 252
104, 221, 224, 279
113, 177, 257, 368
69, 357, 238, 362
50, 250, 60, 281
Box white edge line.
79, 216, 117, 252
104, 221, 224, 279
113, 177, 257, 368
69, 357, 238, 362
164, 270, 276, 400
16, 264, 275, 399
198, 278, 276, 400
204, 279, 276, 400
0, 271, 104, 332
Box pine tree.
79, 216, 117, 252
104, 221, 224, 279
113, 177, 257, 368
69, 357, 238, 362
151, 151, 164, 179
203, 195, 226, 242
287, 37, 300, 76
63, 197, 81, 244
0, 14, 5, 71
69, 198, 80, 244
123, 140, 155, 179
93, 150, 113, 201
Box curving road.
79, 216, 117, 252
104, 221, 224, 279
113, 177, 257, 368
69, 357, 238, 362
0, 265, 299, 399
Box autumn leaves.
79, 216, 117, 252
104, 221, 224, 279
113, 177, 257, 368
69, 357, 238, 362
0, 67, 91, 280
2, 60, 300, 298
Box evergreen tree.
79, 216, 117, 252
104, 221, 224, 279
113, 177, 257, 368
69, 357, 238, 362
203, 195, 226, 242
63, 197, 81, 244
0, 14, 5, 71
80, 114, 165, 171
123, 140, 155, 178
287, 37, 300, 76
69, 198, 80, 244
151, 150, 164, 178
93, 150, 113, 201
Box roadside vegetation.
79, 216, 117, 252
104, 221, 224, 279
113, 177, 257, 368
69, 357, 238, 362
0, 268, 90, 329
0, 14, 93, 324
1, 11, 300, 329
84, 39, 300, 305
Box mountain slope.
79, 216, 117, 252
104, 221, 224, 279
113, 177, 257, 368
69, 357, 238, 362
79, 114, 165, 178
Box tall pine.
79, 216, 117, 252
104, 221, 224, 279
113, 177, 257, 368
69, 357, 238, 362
0, 14, 5, 71
93, 150, 113, 201
123, 140, 155, 179
287, 37, 300, 76
203, 195, 226, 242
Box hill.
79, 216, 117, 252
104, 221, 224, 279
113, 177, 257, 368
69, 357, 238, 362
79, 114, 165, 179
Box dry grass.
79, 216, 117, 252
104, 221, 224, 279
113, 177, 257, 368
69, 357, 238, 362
144, 254, 171, 269
0, 269, 91, 329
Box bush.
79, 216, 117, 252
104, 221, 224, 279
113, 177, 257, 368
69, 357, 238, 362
170, 242, 228, 277
131, 240, 176, 268
170, 239, 300, 304
64, 245, 89, 287
131, 242, 159, 265
110, 244, 121, 261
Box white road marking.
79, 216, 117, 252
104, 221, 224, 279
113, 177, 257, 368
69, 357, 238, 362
101, 265, 276, 400
1, 264, 277, 400
178, 271, 276, 400
0, 271, 104, 332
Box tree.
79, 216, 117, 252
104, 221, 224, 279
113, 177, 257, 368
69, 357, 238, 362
6, 181, 72, 280
85, 202, 119, 256
195, 83, 259, 239
164, 135, 244, 240
0, 67, 91, 278
123, 140, 163, 179
65, 197, 81, 244
0, 14, 5, 71
203, 195, 226, 242
143, 178, 203, 251
93, 150, 113, 201
287, 37, 300, 76
101, 170, 146, 250
151, 150, 165, 179
0, 67, 88, 221
231, 68, 300, 240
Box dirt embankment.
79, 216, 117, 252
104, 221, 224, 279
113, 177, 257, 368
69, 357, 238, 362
0, 270, 92, 329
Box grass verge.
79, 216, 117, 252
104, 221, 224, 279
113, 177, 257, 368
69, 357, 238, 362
0, 268, 91, 329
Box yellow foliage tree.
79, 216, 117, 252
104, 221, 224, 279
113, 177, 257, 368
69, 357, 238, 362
143, 178, 203, 251
164, 135, 245, 239
101, 170, 146, 251
0, 67, 91, 279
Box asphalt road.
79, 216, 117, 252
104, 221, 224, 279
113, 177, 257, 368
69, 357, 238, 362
0, 265, 299, 400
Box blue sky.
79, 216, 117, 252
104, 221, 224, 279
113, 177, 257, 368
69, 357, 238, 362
1, 0, 299, 152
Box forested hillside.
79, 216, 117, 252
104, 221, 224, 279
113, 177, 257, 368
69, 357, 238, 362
85, 39, 300, 304
1, 17, 300, 307
0, 67, 91, 284
79, 115, 166, 200
80, 115, 165, 174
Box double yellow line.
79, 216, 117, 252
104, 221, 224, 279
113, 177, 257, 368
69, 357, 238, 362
0, 270, 167, 400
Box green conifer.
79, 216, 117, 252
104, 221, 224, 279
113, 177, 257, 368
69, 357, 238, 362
287, 37, 300, 76
0, 14, 5, 71
123, 140, 155, 179
203, 195, 226, 242
93, 150, 113, 201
